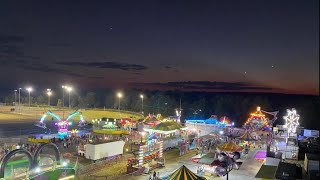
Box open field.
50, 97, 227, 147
0, 106, 141, 123
0, 106, 141, 137
0, 112, 35, 122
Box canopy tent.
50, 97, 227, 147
143, 116, 160, 126
167, 165, 206, 180
237, 130, 256, 141
217, 141, 244, 152
152, 121, 183, 131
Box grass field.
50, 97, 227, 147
31, 169, 75, 180
0, 106, 141, 123
0, 112, 35, 122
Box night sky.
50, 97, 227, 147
0, 0, 318, 95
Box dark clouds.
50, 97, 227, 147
0, 59, 84, 77
56, 61, 148, 71
0, 1, 318, 95
0, 34, 25, 57
17, 63, 84, 77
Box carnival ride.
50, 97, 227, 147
243, 106, 279, 147
243, 106, 278, 130
35, 110, 87, 136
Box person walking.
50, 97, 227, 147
153, 171, 156, 179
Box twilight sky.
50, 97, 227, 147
0, 0, 319, 95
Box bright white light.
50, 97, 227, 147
35, 167, 41, 173
62, 161, 67, 167
117, 92, 123, 98
283, 108, 300, 134
67, 87, 72, 92
26, 87, 33, 92
232, 122, 235, 126
219, 130, 224, 135
257, 106, 261, 111
141, 131, 146, 136
140, 94, 144, 98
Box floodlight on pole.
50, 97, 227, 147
18, 88, 22, 110
67, 87, 72, 109
62, 85, 67, 108
117, 92, 122, 113
47, 89, 52, 106
26, 87, 33, 107
140, 94, 144, 115
14, 90, 17, 105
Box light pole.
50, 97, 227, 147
117, 92, 122, 114
14, 90, 17, 105
62, 85, 66, 108
67, 87, 72, 109
18, 88, 21, 106
26, 87, 33, 107
47, 89, 52, 107
140, 94, 144, 115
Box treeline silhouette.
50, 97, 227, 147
2, 89, 319, 130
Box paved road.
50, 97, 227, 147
129, 147, 263, 180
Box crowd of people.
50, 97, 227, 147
149, 171, 160, 180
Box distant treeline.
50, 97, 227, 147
2, 89, 319, 130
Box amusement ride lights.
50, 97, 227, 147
283, 108, 300, 134
244, 106, 269, 128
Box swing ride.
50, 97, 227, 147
35, 110, 87, 136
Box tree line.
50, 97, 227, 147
2, 89, 320, 130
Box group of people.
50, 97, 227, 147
197, 165, 205, 176
149, 171, 160, 180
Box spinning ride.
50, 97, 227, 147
243, 106, 278, 130
35, 110, 86, 136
